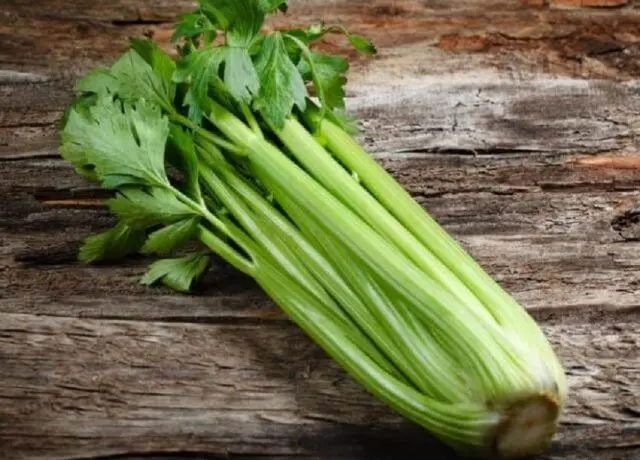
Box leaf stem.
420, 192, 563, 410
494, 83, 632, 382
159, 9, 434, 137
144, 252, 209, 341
198, 225, 255, 275
254, 259, 497, 452
273, 117, 497, 324
199, 148, 409, 383
268, 177, 470, 401
240, 102, 263, 138
170, 112, 246, 155
165, 182, 257, 274
198, 158, 338, 308
307, 112, 564, 395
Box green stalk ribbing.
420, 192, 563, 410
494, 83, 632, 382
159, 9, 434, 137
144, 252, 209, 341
171, 112, 247, 156
195, 151, 407, 381
272, 184, 475, 403
254, 259, 500, 454
274, 116, 553, 393
198, 163, 334, 308
239, 102, 263, 138
311, 114, 565, 398
210, 168, 410, 383
274, 117, 495, 326
202, 100, 541, 398
198, 226, 255, 275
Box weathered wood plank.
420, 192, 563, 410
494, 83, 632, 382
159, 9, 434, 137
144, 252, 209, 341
4, 0, 612, 23
349, 74, 640, 154
0, 312, 637, 460
4, 73, 640, 177
2, 0, 639, 458
3, 0, 640, 79
2, 0, 194, 21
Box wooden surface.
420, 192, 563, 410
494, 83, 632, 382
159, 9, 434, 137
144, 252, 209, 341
1, 1, 639, 459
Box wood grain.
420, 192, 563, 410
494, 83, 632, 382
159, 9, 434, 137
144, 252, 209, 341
1, 0, 639, 459
0, 312, 638, 460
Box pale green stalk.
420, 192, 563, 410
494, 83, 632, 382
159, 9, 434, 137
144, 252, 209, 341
160, 96, 567, 458
254, 259, 501, 455
203, 100, 543, 397
194, 147, 408, 381
310, 113, 567, 399
272, 184, 476, 403
274, 117, 495, 325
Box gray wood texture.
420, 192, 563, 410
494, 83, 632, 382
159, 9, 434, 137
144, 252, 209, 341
1, 1, 639, 459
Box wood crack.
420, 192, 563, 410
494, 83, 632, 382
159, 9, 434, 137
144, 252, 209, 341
393, 147, 549, 156
70, 453, 239, 460
611, 205, 640, 241
0, 121, 57, 129
110, 19, 173, 27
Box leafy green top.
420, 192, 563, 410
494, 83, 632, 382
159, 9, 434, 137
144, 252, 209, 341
58, 0, 375, 292
60, 93, 210, 291
172, 0, 376, 128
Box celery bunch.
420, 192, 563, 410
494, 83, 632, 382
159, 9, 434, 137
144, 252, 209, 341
59, 1, 567, 457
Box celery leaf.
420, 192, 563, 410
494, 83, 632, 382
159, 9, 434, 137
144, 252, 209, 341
108, 188, 198, 230
60, 96, 170, 188
79, 222, 147, 263
141, 217, 201, 255
141, 252, 211, 292
298, 51, 349, 110
253, 32, 307, 127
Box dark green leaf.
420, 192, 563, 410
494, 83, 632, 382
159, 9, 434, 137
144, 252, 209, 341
79, 222, 146, 263
74, 68, 121, 96
57, 138, 91, 179
110, 50, 174, 111
141, 217, 201, 254
174, 45, 258, 109
283, 23, 375, 55
298, 51, 349, 110
59, 94, 101, 183
182, 89, 205, 125
141, 252, 211, 292
223, 47, 259, 102
174, 46, 226, 117
168, 125, 202, 202
60, 93, 98, 130
72, 47, 177, 111
253, 32, 307, 127
172, 11, 203, 39
60, 96, 170, 187
346, 33, 377, 54
108, 187, 198, 229
260, 0, 288, 13
282, 24, 323, 62
99, 174, 143, 189
74, 165, 100, 184
200, 0, 264, 47
171, 9, 217, 45
129, 38, 177, 91
248, 35, 266, 56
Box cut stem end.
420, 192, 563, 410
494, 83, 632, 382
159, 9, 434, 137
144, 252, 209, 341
493, 393, 561, 459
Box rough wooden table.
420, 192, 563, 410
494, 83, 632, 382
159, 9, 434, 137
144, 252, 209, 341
1, 1, 639, 459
